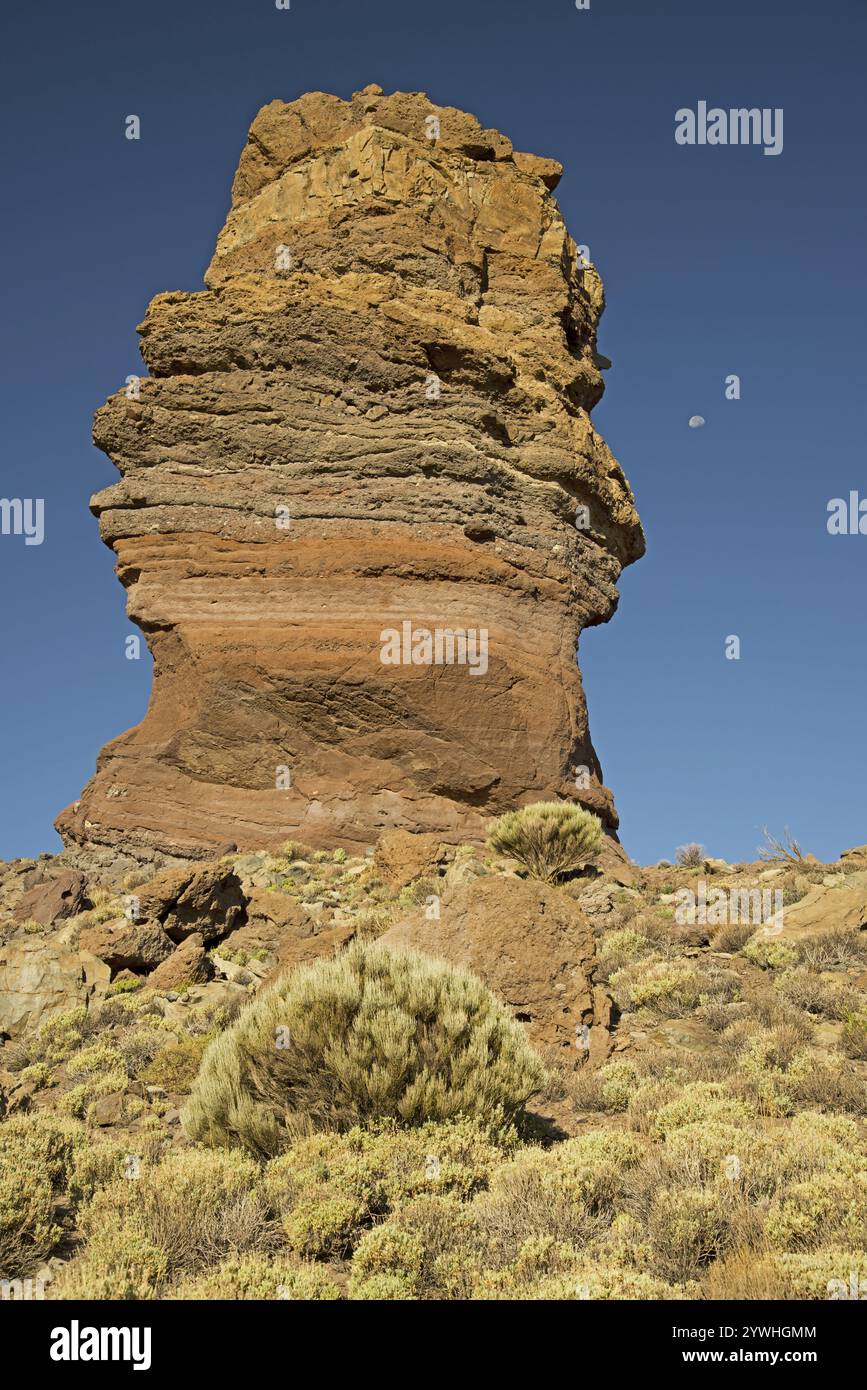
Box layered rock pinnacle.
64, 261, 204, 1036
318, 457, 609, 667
57, 85, 644, 864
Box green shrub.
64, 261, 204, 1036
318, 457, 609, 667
471, 1132, 644, 1265
742, 936, 799, 970
766, 1174, 867, 1251
66, 1042, 127, 1080
349, 1272, 417, 1300
0, 1112, 84, 1188
51, 1148, 271, 1298
644, 1186, 737, 1281
841, 1011, 867, 1061
183, 941, 546, 1156
59, 1066, 128, 1120
83, 889, 125, 924
48, 1225, 168, 1300
348, 1195, 478, 1300
172, 1254, 340, 1300
570, 1058, 642, 1113
141, 1035, 208, 1091
18, 1062, 52, 1090
282, 1194, 362, 1259
487, 802, 603, 884
611, 957, 740, 1017
472, 1235, 690, 1300
772, 1249, 867, 1299
8, 1006, 87, 1071
0, 1113, 85, 1273
0, 1159, 59, 1275
650, 1083, 752, 1139
597, 929, 653, 979
349, 1224, 425, 1294
108, 976, 143, 995
775, 967, 857, 1020
264, 1117, 513, 1256
68, 1140, 148, 1206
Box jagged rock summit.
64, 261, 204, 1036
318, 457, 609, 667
57, 85, 644, 866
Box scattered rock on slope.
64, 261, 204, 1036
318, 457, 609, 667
382, 874, 608, 1059
12, 869, 86, 926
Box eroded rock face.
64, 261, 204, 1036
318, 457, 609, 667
57, 85, 643, 864
771, 871, 867, 943
0, 938, 110, 1039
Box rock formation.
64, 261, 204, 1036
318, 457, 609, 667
57, 85, 644, 866
382, 875, 609, 1059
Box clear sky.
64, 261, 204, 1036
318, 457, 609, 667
1, 0, 864, 866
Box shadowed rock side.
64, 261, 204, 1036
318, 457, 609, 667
57, 85, 644, 867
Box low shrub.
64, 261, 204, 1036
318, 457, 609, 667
487, 802, 603, 884
48, 1224, 168, 1301
643, 1186, 740, 1282
348, 1195, 480, 1300
797, 927, 867, 971
50, 1148, 272, 1298
0, 1158, 59, 1276
650, 1083, 753, 1139
765, 1173, 867, 1252
709, 922, 756, 953
675, 844, 705, 868
183, 941, 546, 1156
570, 1058, 642, 1113
841, 1010, 867, 1061
611, 958, 740, 1018
742, 937, 799, 970
703, 1224, 864, 1303
471, 1131, 644, 1266
6, 1006, 88, 1072
775, 967, 857, 1020
141, 1035, 208, 1092
596, 929, 654, 980
172, 1254, 340, 1300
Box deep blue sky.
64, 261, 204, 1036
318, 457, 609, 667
1, 0, 864, 865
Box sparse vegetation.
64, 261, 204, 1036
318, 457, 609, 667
2, 831, 865, 1303
758, 827, 807, 865
675, 843, 705, 868
709, 921, 756, 953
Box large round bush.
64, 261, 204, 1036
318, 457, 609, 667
183, 941, 546, 1157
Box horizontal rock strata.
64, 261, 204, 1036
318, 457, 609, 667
57, 85, 643, 863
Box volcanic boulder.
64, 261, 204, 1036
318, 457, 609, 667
382, 875, 609, 1058
57, 85, 644, 863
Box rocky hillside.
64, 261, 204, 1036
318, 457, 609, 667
2, 831, 865, 1300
